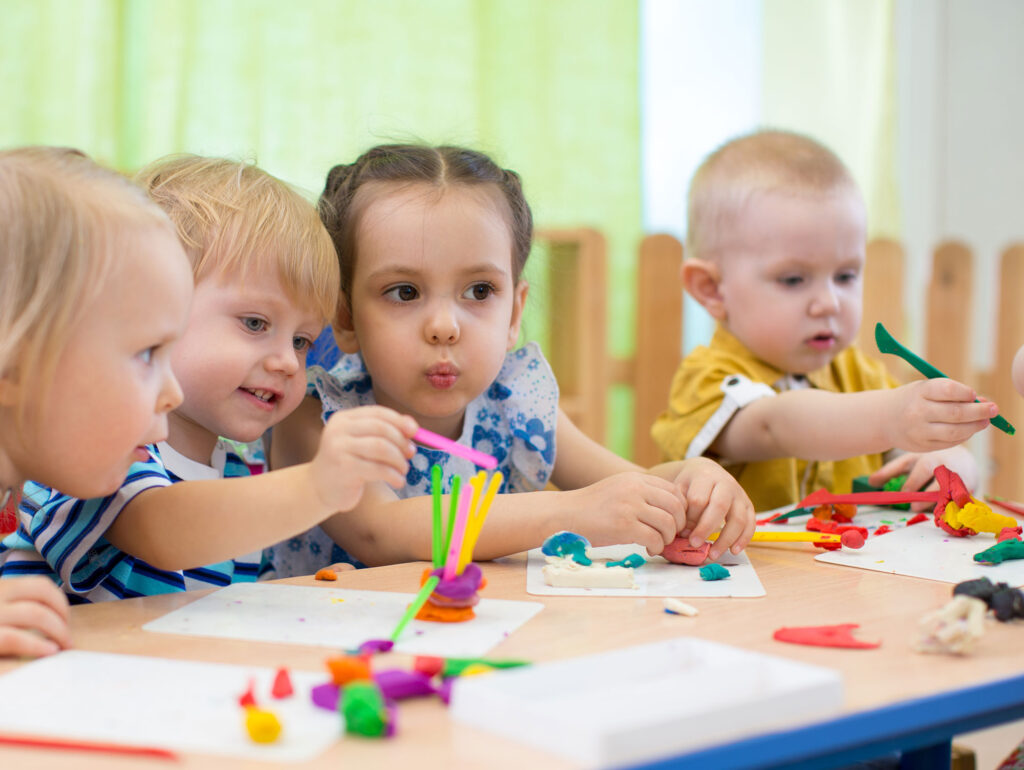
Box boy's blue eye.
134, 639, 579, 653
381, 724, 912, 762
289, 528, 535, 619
293, 336, 312, 353
137, 347, 155, 364
242, 317, 267, 332
778, 275, 803, 287
463, 283, 494, 301
385, 284, 418, 302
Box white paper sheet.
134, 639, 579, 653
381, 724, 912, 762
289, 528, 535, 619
525, 544, 766, 597
0, 651, 339, 762
815, 514, 1024, 585
144, 582, 544, 658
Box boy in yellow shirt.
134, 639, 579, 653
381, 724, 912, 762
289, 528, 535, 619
652, 130, 995, 511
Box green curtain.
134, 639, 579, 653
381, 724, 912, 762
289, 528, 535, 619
1, 0, 641, 454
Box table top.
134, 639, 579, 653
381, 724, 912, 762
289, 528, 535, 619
2, 543, 1022, 769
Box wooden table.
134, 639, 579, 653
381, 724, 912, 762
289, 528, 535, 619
2, 545, 1023, 769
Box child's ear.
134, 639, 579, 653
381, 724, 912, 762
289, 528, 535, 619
681, 259, 727, 321
506, 280, 530, 350
334, 298, 361, 354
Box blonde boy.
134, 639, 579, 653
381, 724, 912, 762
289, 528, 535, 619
651, 130, 994, 511
0, 146, 191, 644
0, 156, 416, 601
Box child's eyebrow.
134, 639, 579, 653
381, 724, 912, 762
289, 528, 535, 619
366, 261, 509, 281
365, 265, 422, 281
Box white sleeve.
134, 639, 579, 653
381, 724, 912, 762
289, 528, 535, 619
684, 374, 776, 459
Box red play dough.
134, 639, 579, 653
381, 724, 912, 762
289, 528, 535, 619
238, 678, 257, 707
271, 667, 293, 699
773, 623, 880, 649
840, 529, 865, 549
662, 538, 711, 565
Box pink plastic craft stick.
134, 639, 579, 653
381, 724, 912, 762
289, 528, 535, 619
443, 489, 474, 581
799, 488, 946, 508
414, 428, 497, 470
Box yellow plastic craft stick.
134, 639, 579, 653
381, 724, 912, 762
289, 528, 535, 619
458, 471, 503, 573
708, 531, 841, 544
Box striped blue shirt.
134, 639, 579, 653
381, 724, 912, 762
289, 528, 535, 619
0, 441, 271, 603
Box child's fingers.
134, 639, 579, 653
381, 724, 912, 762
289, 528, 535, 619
325, 408, 418, 448
0, 577, 70, 622
639, 481, 687, 533
0, 600, 71, 651
710, 504, 751, 559
324, 562, 357, 573
727, 495, 756, 554
909, 481, 939, 512
629, 514, 675, 556
867, 453, 915, 487
636, 504, 682, 548
345, 453, 409, 490
683, 479, 732, 548
701, 485, 753, 559
921, 378, 977, 403
900, 459, 937, 499
924, 418, 994, 448
0, 626, 61, 658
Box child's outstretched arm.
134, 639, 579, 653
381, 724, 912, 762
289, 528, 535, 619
104, 406, 417, 571
712, 378, 997, 463
0, 577, 70, 657
319, 408, 753, 565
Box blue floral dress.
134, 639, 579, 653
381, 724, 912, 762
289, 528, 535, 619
265, 341, 559, 577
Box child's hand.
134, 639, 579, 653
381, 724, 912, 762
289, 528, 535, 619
869, 447, 979, 511
310, 406, 418, 513
884, 379, 996, 452
563, 472, 687, 556
0, 577, 71, 657
673, 457, 755, 560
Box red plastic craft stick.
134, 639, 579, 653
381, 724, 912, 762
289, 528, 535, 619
0, 733, 178, 760
799, 488, 945, 508
773, 623, 881, 649
986, 497, 1024, 518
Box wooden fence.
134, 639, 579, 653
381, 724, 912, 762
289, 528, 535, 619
535, 229, 1024, 501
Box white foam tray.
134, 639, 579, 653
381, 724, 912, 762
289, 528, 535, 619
449, 636, 842, 767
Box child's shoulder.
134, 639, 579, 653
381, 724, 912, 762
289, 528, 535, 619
679, 327, 783, 387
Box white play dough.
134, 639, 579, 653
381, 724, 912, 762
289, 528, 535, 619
541, 556, 637, 588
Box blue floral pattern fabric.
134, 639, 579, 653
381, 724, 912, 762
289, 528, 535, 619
266, 341, 559, 577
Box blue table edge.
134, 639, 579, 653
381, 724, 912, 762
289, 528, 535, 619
624, 670, 1024, 769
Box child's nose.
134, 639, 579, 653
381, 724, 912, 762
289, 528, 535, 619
424, 302, 459, 344
266, 340, 301, 374
159, 368, 184, 414
810, 284, 841, 315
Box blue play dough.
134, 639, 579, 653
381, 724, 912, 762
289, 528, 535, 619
607, 553, 646, 569
541, 531, 592, 565
699, 563, 731, 581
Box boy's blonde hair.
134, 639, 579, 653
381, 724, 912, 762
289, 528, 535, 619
0, 147, 175, 424
134, 155, 338, 324
686, 129, 860, 262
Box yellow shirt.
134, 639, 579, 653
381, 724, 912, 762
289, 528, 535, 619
651, 326, 900, 511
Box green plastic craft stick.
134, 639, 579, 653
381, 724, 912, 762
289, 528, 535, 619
767, 507, 813, 522
431, 465, 442, 567
390, 575, 440, 642
875, 322, 1015, 435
